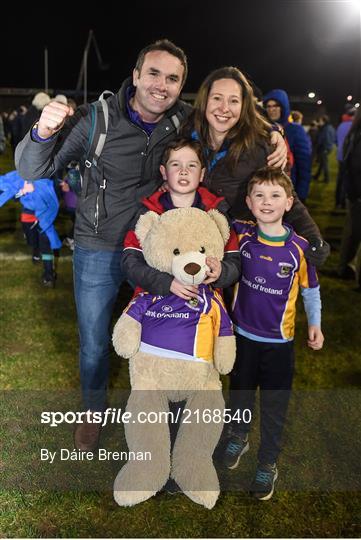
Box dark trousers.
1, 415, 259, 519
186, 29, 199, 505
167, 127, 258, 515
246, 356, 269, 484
22, 221, 40, 255
314, 150, 330, 182
338, 198, 361, 281
229, 334, 294, 464
22, 222, 54, 278
335, 161, 347, 208
22, 222, 52, 255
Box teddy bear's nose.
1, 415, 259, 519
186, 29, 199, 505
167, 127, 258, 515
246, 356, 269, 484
184, 262, 201, 275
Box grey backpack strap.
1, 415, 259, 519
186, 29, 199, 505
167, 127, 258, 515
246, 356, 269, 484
93, 97, 110, 163
81, 91, 113, 199
170, 113, 181, 133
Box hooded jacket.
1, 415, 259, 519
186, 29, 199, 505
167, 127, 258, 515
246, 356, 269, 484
263, 89, 312, 200
0, 170, 61, 249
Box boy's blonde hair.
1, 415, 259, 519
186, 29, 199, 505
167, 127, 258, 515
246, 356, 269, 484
247, 167, 294, 197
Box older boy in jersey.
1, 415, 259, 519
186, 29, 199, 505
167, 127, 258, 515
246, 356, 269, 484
223, 167, 324, 501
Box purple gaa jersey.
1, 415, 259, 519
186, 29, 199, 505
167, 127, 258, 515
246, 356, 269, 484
231, 221, 319, 341
124, 284, 233, 363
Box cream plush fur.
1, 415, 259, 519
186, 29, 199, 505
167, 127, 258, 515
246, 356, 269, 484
112, 208, 236, 509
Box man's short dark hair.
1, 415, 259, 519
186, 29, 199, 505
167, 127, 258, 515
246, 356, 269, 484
161, 138, 205, 167
135, 39, 188, 85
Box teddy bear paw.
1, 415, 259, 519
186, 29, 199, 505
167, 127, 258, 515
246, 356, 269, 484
183, 489, 219, 509
113, 488, 156, 507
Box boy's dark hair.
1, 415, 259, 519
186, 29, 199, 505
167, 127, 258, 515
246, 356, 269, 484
135, 39, 188, 85
161, 138, 205, 167
247, 167, 294, 197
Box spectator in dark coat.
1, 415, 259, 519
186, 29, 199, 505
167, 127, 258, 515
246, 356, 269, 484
0, 116, 5, 154
313, 115, 336, 183
19, 92, 50, 143
338, 107, 361, 288
8, 105, 27, 152
308, 120, 319, 163
263, 89, 312, 202
335, 105, 356, 208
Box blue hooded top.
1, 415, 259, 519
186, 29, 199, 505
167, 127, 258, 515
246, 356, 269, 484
0, 170, 62, 249
263, 89, 312, 200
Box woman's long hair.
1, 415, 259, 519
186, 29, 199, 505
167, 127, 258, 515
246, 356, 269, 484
183, 67, 271, 171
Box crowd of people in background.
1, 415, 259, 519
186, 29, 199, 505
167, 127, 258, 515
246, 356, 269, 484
1, 77, 360, 297
0, 92, 80, 286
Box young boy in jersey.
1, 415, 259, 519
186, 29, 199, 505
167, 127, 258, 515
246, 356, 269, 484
122, 138, 240, 296
223, 167, 324, 501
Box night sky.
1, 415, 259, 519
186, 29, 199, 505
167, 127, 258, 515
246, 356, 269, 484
2, 0, 360, 112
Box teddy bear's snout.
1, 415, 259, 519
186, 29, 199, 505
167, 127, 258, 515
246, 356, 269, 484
183, 262, 202, 276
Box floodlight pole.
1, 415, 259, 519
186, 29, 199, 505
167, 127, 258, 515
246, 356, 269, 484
44, 47, 48, 93
83, 46, 88, 105
76, 29, 108, 104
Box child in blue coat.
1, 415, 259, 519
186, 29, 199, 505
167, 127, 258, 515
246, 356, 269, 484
0, 170, 62, 286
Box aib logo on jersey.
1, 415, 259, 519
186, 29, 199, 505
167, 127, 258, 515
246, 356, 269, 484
162, 305, 173, 313
277, 262, 293, 278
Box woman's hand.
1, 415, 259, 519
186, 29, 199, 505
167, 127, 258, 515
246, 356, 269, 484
267, 131, 288, 169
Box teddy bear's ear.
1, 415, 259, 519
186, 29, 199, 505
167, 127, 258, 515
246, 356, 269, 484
207, 210, 230, 245
135, 211, 160, 246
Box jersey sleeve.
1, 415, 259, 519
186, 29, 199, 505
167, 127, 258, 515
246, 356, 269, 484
211, 291, 234, 337
301, 286, 321, 327
232, 219, 256, 240
298, 251, 319, 289
123, 293, 151, 323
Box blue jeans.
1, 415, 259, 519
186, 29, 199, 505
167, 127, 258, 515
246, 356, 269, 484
73, 245, 125, 411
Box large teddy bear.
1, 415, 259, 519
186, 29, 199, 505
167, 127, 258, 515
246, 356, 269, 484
112, 207, 236, 509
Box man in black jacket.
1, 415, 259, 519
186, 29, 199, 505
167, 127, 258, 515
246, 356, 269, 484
16, 39, 191, 451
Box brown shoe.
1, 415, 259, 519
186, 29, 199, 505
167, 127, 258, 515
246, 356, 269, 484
74, 415, 102, 451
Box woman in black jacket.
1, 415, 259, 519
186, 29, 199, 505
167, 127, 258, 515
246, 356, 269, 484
181, 67, 329, 265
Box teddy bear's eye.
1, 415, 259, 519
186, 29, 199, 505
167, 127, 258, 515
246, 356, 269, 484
173, 248, 180, 255
200, 246, 206, 254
